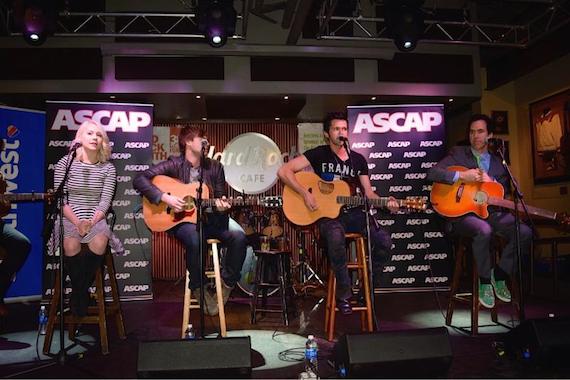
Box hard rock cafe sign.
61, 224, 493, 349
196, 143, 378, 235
221, 133, 283, 194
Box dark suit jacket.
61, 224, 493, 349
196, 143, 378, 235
427, 145, 511, 197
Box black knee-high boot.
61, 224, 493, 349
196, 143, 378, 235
64, 252, 87, 316
82, 250, 104, 311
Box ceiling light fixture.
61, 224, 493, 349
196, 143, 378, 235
198, 0, 237, 48
385, 0, 425, 53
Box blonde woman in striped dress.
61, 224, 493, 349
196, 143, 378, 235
54, 120, 116, 317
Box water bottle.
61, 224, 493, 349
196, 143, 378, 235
184, 323, 195, 340
38, 305, 48, 335
302, 335, 318, 379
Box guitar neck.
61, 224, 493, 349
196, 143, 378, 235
201, 197, 265, 208
489, 197, 557, 220
337, 196, 404, 208
0, 193, 50, 202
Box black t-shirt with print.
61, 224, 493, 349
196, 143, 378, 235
304, 145, 368, 195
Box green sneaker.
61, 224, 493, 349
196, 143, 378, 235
491, 270, 512, 303
478, 281, 495, 309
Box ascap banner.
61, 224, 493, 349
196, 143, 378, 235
43, 101, 153, 301
347, 104, 450, 291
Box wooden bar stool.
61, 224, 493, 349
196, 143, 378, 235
181, 239, 227, 338
324, 233, 373, 341
43, 250, 126, 355
250, 249, 293, 326
446, 235, 519, 335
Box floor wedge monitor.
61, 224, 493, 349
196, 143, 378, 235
334, 327, 453, 378
137, 336, 252, 378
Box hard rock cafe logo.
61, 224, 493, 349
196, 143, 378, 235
222, 133, 283, 194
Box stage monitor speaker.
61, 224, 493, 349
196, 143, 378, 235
335, 327, 453, 378
137, 337, 252, 378
506, 316, 570, 368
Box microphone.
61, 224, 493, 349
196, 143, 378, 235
487, 137, 504, 147
487, 137, 504, 154
69, 140, 82, 152
338, 136, 350, 153
201, 138, 209, 148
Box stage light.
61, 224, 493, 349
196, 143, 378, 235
385, 0, 425, 52
22, 4, 48, 46
198, 0, 237, 48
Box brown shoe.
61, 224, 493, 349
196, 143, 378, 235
221, 281, 234, 305
193, 288, 218, 316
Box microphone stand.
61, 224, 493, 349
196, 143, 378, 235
493, 141, 528, 323
196, 146, 206, 338
7, 149, 99, 379
342, 138, 379, 330
48, 148, 78, 364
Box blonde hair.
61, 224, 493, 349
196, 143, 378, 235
74, 120, 112, 163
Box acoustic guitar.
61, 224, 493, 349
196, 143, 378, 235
430, 165, 569, 225
142, 175, 283, 232
0, 192, 53, 218
282, 171, 427, 226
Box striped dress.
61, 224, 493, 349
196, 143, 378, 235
54, 156, 117, 242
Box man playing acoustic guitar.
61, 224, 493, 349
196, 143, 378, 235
133, 125, 247, 315
278, 112, 399, 315
427, 114, 533, 309
0, 139, 31, 319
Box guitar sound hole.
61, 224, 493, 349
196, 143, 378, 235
473, 191, 488, 205
308, 188, 313, 194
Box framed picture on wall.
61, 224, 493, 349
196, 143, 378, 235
529, 88, 570, 184
491, 110, 509, 134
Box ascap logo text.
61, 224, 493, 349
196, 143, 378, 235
388, 162, 411, 169
389, 185, 412, 192
403, 151, 427, 158
353, 112, 442, 134
391, 232, 414, 239
392, 277, 416, 285
352, 142, 375, 149
370, 173, 393, 181
369, 152, 392, 159
124, 260, 149, 268
419, 140, 443, 147
404, 173, 427, 180
51, 109, 151, 132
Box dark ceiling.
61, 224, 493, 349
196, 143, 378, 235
0, 0, 568, 119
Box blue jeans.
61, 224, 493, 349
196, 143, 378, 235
318, 208, 392, 300
450, 211, 533, 279
170, 220, 247, 290
0, 222, 31, 300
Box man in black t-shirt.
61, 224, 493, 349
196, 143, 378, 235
278, 112, 398, 315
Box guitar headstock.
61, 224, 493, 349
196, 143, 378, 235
403, 196, 428, 211
261, 196, 283, 208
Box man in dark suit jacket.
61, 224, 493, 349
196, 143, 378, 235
427, 114, 533, 309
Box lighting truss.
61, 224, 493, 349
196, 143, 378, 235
5, 8, 247, 40
317, 0, 570, 48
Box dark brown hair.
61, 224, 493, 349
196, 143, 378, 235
178, 125, 206, 154
468, 114, 494, 134
323, 111, 348, 132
